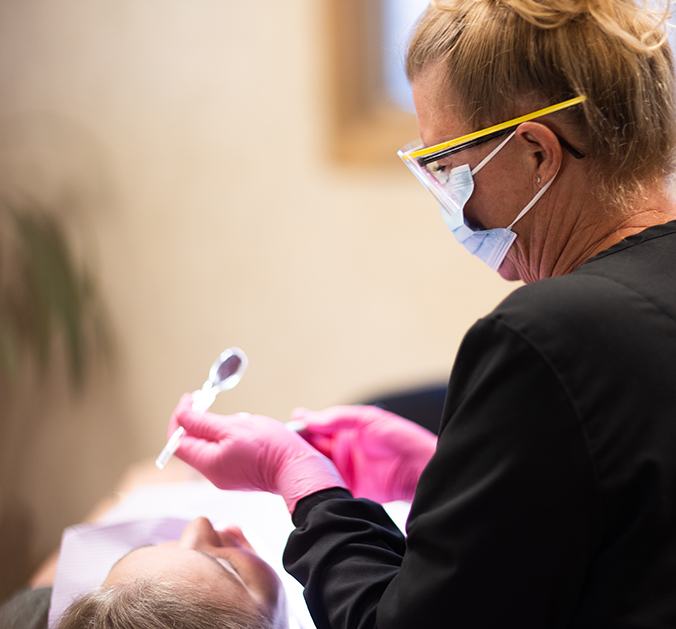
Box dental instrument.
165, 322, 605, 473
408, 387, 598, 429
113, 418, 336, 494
155, 347, 248, 470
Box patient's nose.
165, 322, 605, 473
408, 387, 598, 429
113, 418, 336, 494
218, 526, 254, 551
178, 516, 222, 549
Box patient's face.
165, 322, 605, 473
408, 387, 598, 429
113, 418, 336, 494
105, 517, 287, 626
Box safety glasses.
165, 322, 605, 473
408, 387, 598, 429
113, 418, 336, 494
397, 95, 587, 193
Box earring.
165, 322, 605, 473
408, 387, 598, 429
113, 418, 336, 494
535, 175, 542, 185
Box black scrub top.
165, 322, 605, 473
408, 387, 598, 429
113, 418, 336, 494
283, 220, 676, 629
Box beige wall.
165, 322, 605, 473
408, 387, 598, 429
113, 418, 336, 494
0, 0, 513, 580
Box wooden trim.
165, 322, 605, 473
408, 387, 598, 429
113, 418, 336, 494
324, 0, 419, 167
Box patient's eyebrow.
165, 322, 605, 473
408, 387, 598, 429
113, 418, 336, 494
197, 551, 241, 579
195, 551, 250, 591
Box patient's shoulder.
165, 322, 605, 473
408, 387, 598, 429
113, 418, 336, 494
0, 587, 50, 629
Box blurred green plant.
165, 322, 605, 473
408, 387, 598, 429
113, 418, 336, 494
0, 202, 110, 390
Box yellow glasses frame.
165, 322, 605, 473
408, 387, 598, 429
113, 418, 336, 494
401, 95, 587, 165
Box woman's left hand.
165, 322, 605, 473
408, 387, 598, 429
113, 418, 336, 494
292, 404, 437, 503
168, 394, 347, 512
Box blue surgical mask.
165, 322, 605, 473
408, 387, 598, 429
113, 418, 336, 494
439, 132, 557, 271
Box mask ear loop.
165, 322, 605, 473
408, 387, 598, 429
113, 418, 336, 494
471, 131, 516, 176
507, 168, 559, 229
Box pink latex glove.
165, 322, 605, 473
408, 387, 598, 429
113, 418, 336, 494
168, 394, 347, 512
292, 405, 437, 503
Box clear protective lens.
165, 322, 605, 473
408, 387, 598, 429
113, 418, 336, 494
398, 143, 449, 201
421, 156, 453, 186
397, 141, 471, 220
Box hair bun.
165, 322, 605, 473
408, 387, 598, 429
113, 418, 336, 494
498, 0, 610, 28
498, 0, 670, 51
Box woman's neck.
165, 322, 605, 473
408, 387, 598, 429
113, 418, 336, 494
505, 183, 676, 283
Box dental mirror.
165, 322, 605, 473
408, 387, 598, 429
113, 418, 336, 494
155, 347, 248, 469
211, 349, 246, 392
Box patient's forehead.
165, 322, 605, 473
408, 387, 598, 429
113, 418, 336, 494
102, 539, 287, 625
104, 544, 244, 595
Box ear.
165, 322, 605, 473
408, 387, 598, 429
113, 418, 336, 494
515, 121, 562, 187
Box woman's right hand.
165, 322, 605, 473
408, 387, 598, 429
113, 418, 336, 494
292, 405, 437, 503
169, 394, 346, 512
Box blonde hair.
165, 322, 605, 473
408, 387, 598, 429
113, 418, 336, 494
407, 0, 675, 204
55, 580, 273, 629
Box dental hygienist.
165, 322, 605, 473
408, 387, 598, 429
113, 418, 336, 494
167, 1, 676, 627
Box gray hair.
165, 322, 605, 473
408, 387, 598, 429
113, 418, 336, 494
55, 579, 274, 629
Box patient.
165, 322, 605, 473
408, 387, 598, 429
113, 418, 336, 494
55, 517, 286, 629
0, 461, 298, 629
